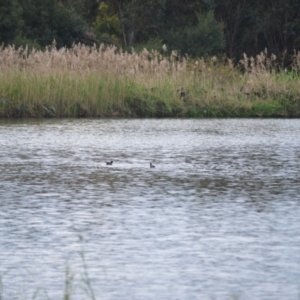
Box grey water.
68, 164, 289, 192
0, 118, 300, 300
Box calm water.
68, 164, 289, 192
0, 119, 300, 300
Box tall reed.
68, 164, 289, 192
0, 43, 300, 117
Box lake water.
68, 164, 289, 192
0, 119, 299, 300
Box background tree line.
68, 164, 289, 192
0, 0, 300, 61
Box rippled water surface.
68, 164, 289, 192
0, 119, 300, 300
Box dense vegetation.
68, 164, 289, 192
1, 0, 300, 118
1, 44, 300, 118
1, 0, 300, 61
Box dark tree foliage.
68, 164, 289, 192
0, 0, 93, 48
19, 0, 91, 48
0, 0, 299, 60
164, 0, 204, 28
165, 11, 224, 57
107, 0, 166, 47
0, 0, 23, 44
58, 0, 100, 24
214, 0, 300, 59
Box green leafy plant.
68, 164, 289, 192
165, 11, 224, 57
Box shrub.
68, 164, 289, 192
165, 11, 224, 57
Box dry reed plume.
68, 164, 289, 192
0, 43, 300, 118
0, 42, 186, 80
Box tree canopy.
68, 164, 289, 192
0, 0, 299, 60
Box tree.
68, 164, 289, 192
108, 0, 166, 47
257, 0, 300, 56
165, 10, 224, 57
214, 0, 300, 60
94, 2, 121, 37
0, 0, 23, 44
57, 0, 100, 24
18, 0, 91, 48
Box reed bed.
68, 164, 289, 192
0, 43, 300, 118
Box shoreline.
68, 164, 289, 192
1, 44, 300, 118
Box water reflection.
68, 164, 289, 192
0, 119, 300, 300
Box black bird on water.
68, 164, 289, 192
150, 163, 155, 168
106, 161, 113, 165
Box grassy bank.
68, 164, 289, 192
1, 44, 300, 118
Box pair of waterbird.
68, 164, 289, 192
106, 161, 155, 168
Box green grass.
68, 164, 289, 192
0, 45, 300, 118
